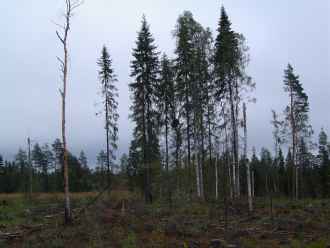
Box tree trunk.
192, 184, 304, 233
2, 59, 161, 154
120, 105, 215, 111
105, 94, 111, 190
243, 103, 253, 212
165, 110, 171, 204
27, 138, 32, 200
290, 86, 298, 200
251, 170, 255, 197
62, 37, 71, 224
57, 0, 82, 225
186, 87, 192, 195
235, 82, 240, 198
215, 155, 219, 200
229, 84, 238, 198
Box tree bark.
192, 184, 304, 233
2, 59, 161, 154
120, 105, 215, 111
105, 92, 111, 190
57, 0, 83, 225
229, 84, 238, 198
215, 155, 219, 200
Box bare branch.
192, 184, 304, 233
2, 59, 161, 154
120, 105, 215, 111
59, 88, 64, 97
56, 57, 64, 66
51, 20, 65, 31
71, 0, 84, 11
56, 31, 64, 44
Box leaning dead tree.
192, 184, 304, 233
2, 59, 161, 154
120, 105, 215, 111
56, 0, 83, 224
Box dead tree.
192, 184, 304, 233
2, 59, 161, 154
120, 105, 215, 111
56, 0, 83, 224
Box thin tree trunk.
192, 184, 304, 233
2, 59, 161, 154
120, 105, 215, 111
251, 170, 255, 197
195, 154, 201, 198
141, 81, 148, 203
61, 13, 71, 224
105, 95, 111, 190
199, 153, 204, 199
200, 115, 205, 200
290, 87, 297, 200
243, 103, 253, 212
225, 125, 233, 199
27, 137, 32, 200
229, 84, 238, 198
62, 40, 71, 223
186, 94, 192, 195
56, 0, 82, 225
165, 110, 171, 204
223, 141, 229, 232
215, 155, 219, 200
235, 81, 240, 198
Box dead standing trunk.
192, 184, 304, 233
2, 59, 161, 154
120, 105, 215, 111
56, 0, 83, 224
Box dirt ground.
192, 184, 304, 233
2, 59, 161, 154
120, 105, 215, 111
1, 193, 330, 248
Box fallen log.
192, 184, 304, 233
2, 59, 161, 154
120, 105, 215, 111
0, 231, 22, 240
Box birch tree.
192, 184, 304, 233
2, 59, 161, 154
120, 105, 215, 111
129, 16, 160, 204
243, 103, 253, 212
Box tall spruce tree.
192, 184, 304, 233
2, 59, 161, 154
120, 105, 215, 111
129, 16, 160, 203
97, 45, 119, 189
214, 6, 241, 198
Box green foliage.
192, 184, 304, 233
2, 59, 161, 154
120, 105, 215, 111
97, 45, 119, 168
307, 239, 328, 248
129, 15, 160, 203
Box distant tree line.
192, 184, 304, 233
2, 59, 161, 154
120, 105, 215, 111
0, 139, 119, 194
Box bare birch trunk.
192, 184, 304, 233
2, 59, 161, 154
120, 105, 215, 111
243, 103, 252, 212
195, 154, 201, 198
229, 84, 238, 198
199, 153, 204, 199
215, 155, 219, 200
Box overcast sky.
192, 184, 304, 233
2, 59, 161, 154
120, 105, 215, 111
1, 0, 329, 165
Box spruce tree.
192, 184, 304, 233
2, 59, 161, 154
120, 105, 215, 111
97, 45, 119, 189
130, 16, 160, 203
214, 7, 241, 197
214, 7, 255, 198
